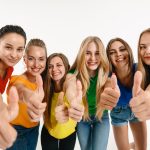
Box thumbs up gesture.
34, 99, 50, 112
0, 86, 19, 149
16, 75, 46, 122
68, 79, 84, 122
130, 71, 150, 121
55, 92, 69, 123
26, 75, 46, 122
99, 74, 120, 110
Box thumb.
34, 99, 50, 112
111, 73, 118, 89
76, 79, 82, 103
7, 86, 19, 121
132, 71, 142, 97
35, 75, 44, 101
57, 92, 64, 106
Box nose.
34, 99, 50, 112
91, 54, 96, 60
145, 46, 150, 54
34, 60, 40, 67
116, 51, 122, 56
10, 50, 17, 58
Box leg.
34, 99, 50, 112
6, 125, 28, 150
113, 125, 130, 150
92, 113, 110, 150
130, 121, 147, 150
59, 131, 76, 150
41, 125, 58, 150
27, 125, 39, 150
77, 120, 91, 150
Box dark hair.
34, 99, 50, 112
0, 25, 27, 44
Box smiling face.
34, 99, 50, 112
85, 41, 100, 76
24, 46, 46, 76
0, 33, 25, 67
139, 32, 150, 66
108, 41, 129, 70
48, 56, 65, 83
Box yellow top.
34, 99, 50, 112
45, 92, 76, 139
7, 75, 38, 128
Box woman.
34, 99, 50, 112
66, 36, 110, 150
130, 28, 150, 121
106, 37, 147, 150
7, 39, 47, 150
41, 53, 77, 150
0, 24, 26, 149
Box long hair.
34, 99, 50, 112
106, 37, 134, 86
137, 28, 150, 89
43, 53, 70, 127
71, 36, 109, 120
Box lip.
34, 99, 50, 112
8, 59, 18, 63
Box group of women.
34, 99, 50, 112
0, 24, 150, 150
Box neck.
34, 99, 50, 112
54, 81, 61, 92
115, 65, 132, 87
23, 72, 36, 83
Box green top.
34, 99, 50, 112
87, 74, 97, 115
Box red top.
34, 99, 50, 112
0, 67, 13, 94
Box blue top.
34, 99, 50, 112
117, 63, 136, 106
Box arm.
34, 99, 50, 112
14, 75, 46, 122
130, 71, 150, 121
0, 87, 19, 149
99, 74, 120, 110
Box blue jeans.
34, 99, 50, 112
111, 105, 139, 126
77, 112, 110, 150
7, 125, 39, 150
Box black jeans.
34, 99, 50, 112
41, 125, 76, 150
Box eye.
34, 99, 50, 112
17, 48, 24, 52
5, 46, 12, 50
95, 51, 100, 55
57, 64, 62, 67
140, 45, 146, 50
86, 51, 91, 55
27, 57, 34, 61
120, 48, 126, 52
48, 65, 53, 69
109, 51, 116, 55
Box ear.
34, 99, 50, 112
23, 54, 27, 64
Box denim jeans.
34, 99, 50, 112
77, 112, 110, 150
7, 124, 39, 150
111, 105, 139, 126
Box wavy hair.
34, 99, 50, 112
71, 36, 109, 120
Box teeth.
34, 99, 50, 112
116, 58, 123, 62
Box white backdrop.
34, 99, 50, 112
0, 0, 150, 149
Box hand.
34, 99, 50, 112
130, 71, 150, 121
68, 80, 84, 122
22, 75, 46, 122
99, 74, 120, 110
55, 92, 69, 123
0, 86, 19, 149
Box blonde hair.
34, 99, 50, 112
137, 28, 150, 89
71, 36, 109, 120
25, 38, 47, 57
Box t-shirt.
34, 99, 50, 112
0, 67, 13, 94
45, 92, 76, 139
117, 64, 137, 106
7, 75, 39, 128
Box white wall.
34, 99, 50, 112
0, 0, 150, 149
